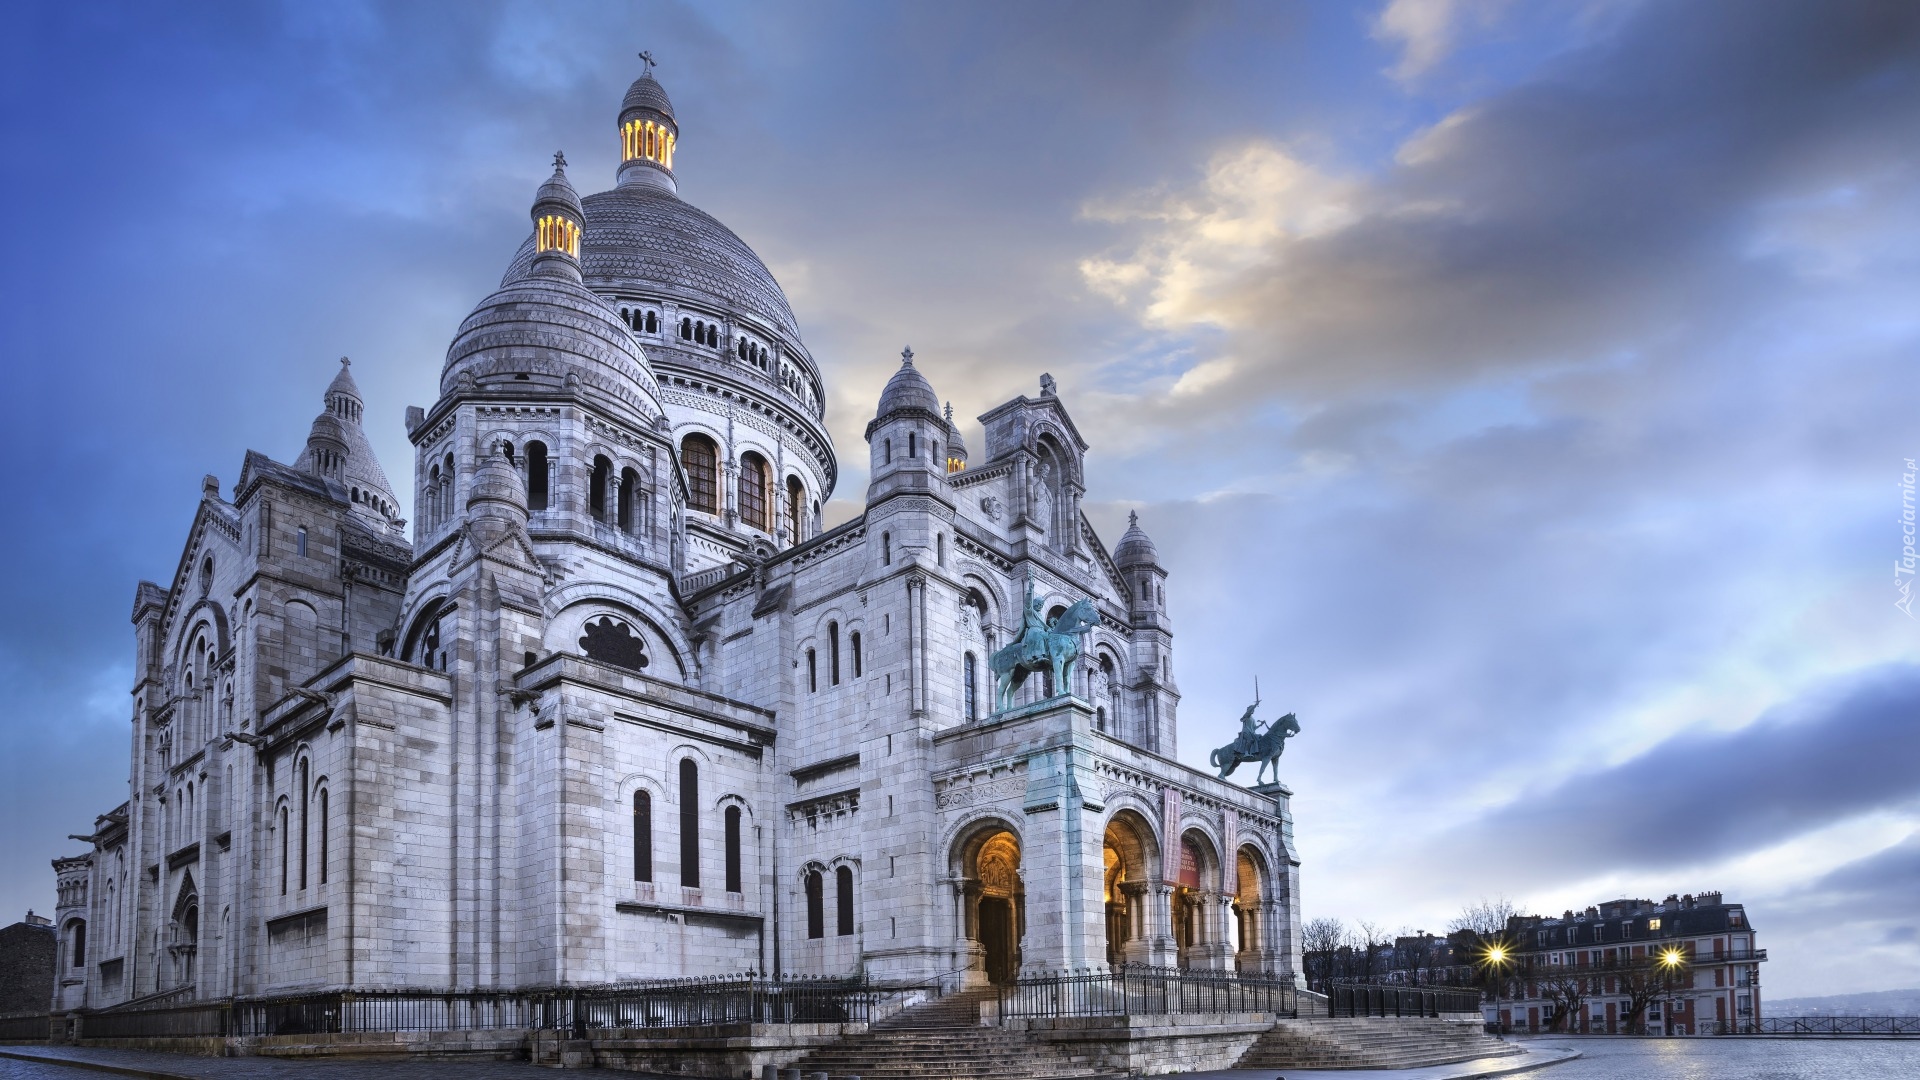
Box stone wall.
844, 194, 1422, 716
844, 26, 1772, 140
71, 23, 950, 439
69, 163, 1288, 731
0, 922, 55, 1015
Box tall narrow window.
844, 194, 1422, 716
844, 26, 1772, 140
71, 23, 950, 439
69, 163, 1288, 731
739, 452, 770, 531
786, 475, 805, 542
836, 866, 855, 936
882, 533, 891, 565
829, 622, 841, 686
590, 455, 612, 521
937, 533, 945, 566
298, 759, 310, 890
645, 311, 658, 333
679, 759, 700, 888
70, 921, 86, 967
526, 442, 550, 512
724, 806, 742, 893
317, 787, 329, 884
850, 632, 862, 678
279, 806, 289, 896
633, 791, 653, 882
807, 649, 817, 692
618, 467, 639, 532
908, 431, 917, 458
806, 870, 824, 939
965, 652, 978, 721
296, 527, 308, 558
682, 434, 719, 515
680, 317, 692, 339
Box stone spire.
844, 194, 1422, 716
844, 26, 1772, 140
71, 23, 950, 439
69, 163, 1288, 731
617, 54, 680, 192
296, 357, 404, 536
943, 401, 968, 474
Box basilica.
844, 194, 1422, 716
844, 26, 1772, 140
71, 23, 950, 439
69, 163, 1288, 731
48, 66, 1300, 1009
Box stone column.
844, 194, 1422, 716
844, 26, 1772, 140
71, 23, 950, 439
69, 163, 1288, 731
1144, 883, 1179, 968
955, 878, 987, 986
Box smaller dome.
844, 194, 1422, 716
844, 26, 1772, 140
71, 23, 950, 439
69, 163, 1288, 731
534, 153, 583, 220
876, 346, 940, 419
468, 442, 529, 520
622, 72, 676, 121
1114, 510, 1160, 568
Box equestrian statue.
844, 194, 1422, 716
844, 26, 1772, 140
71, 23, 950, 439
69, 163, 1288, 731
989, 585, 1100, 713
1209, 682, 1300, 785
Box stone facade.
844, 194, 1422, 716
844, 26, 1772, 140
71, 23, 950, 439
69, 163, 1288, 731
50, 67, 1301, 1010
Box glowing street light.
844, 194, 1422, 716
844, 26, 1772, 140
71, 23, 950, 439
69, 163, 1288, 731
1659, 948, 1686, 969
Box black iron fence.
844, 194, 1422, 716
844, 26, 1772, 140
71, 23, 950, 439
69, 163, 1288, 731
1728, 1016, 1920, 1036
0, 1012, 49, 1041
74, 977, 931, 1041
1325, 982, 1481, 1018
997, 967, 1298, 1021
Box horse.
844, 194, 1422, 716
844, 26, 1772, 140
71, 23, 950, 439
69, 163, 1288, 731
988, 599, 1101, 713
1210, 712, 1300, 785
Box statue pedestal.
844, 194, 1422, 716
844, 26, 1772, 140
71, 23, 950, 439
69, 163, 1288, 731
1249, 780, 1293, 799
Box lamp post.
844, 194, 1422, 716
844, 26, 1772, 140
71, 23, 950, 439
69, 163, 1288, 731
1481, 941, 1511, 1032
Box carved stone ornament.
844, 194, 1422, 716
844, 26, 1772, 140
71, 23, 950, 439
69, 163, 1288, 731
980, 495, 1003, 522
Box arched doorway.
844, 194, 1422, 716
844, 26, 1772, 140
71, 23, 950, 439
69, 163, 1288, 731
1173, 830, 1224, 970
958, 825, 1024, 985
168, 875, 199, 990
1234, 846, 1269, 972
1103, 812, 1156, 967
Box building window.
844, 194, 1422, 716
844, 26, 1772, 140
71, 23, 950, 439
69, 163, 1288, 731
829, 622, 841, 686
836, 866, 855, 936
964, 653, 978, 721
278, 805, 289, 895
806, 870, 824, 939
633, 791, 652, 882
618, 467, 641, 533
786, 475, 805, 543
295, 526, 308, 558
807, 649, 817, 692
882, 533, 891, 565
679, 759, 700, 888
908, 431, 917, 458
850, 632, 862, 678
724, 806, 742, 893
739, 452, 770, 531
526, 442, 550, 512
69, 921, 86, 967
682, 434, 720, 515
298, 758, 310, 890
590, 455, 614, 521
316, 787, 329, 885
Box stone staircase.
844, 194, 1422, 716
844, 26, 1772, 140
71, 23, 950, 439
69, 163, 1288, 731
782, 989, 1115, 1080
1236, 1016, 1522, 1070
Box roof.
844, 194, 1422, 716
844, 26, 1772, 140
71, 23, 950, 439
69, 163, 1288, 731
622, 72, 675, 120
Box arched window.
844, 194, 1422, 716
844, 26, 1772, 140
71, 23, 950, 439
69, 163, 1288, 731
908, 431, 917, 458
298, 758, 310, 890
633, 791, 652, 882
590, 455, 612, 522
526, 442, 550, 512
316, 787, 329, 885
645, 311, 658, 333
68, 920, 86, 968
965, 652, 978, 721
807, 649, 817, 693
937, 533, 945, 566
679, 759, 700, 888
295, 526, 308, 558
884, 439, 892, 464
806, 870, 824, 939
836, 866, 854, 936
829, 621, 840, 686
850, 632, 862, 678
618, 467, 640, 532
724, 806, 742, 893
682, 435, 719, 515
680, 317, 692, 339
278, 805, 289, 896
882, 533, 891, 565
739, 452, 770, 531
786, 475, 805, 543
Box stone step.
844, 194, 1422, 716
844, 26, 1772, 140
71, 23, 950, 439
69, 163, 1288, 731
1236, 1017, 1520, 1071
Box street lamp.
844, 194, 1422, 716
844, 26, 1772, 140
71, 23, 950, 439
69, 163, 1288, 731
1478, 941, 1513, 1031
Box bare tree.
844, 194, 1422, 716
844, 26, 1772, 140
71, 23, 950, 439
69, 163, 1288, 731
1616, 954, 1689, 1034
1356, 920, 1391, 982
1301, 917, 1345, 992
1539, 968, 1590, 1032
1447, 896, 1523, 938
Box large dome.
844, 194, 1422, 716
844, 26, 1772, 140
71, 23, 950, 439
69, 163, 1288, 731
445, 271, 666, 423
504, 184, 801, 341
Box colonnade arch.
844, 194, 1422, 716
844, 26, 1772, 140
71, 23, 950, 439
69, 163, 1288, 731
951, 820, 1024, 985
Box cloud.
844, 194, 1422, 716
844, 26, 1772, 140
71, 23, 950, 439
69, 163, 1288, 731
1436, 664, 1920, 883
1373, 0, 1472, 81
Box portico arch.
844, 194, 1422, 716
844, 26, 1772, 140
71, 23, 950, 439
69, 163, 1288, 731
1234, 845, 1270, 972
1174, 828, 1230, 970
1102, 810, 1159, 966
951, 819, 1024, 985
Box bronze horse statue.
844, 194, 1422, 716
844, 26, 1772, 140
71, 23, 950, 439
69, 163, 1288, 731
990, 594, 1100, 713
1210, 704, 1300, 786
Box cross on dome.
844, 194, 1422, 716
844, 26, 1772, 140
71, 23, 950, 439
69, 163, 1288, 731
1129, 510, 1139, 527
639, 50, 656, 76
901, 346, 915, 366
553, 150, 568, 170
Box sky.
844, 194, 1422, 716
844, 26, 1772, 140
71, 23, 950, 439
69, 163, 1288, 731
1, 0, 1916, 998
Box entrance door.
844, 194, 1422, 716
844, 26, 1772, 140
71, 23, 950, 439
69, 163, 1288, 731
980, 898, 1016, 985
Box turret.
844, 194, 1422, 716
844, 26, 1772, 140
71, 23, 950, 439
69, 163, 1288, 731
530, 152, 585, 283
864, 347, 952, 506
295, 357, 405, 537
1114, 510, 1166, 623
616, 53, 679, 193
943, 402, 968, 474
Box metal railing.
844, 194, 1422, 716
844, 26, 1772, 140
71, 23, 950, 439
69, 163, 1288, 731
1326, 982, 1481, 1018
997, 967, 1297, 1021
73, 977, 932, 1041
1729, 1016, 1920, 1036
0, 1012, 49, 1041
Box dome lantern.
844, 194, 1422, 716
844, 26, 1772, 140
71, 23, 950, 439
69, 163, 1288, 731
531, 152, 584, 279
944, 401, 968, 474
617, 52, 679, 193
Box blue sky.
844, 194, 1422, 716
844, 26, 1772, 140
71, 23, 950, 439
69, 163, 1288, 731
2, 1, 1916, 997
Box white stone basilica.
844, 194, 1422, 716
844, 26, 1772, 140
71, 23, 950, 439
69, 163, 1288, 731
48, 67, 1300, 1009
